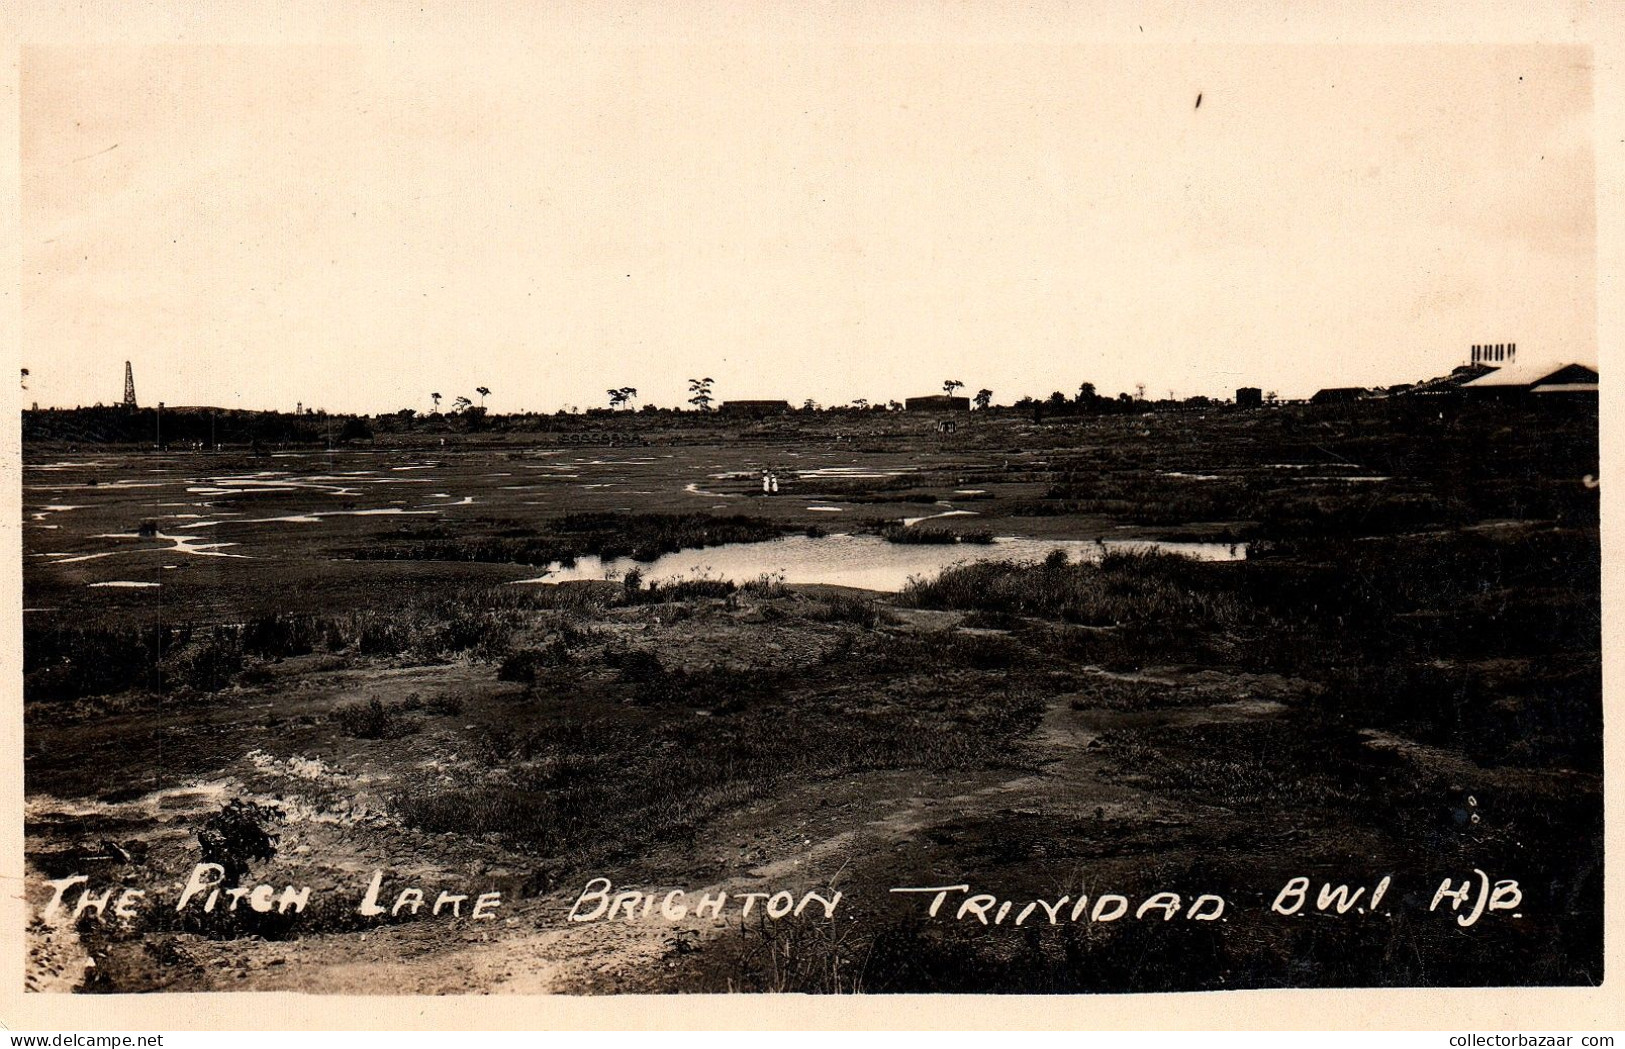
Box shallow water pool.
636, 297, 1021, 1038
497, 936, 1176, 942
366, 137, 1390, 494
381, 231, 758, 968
516, 533, 1246, 593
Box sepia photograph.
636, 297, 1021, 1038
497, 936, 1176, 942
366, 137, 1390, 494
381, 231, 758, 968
11, 3, 1607, 1011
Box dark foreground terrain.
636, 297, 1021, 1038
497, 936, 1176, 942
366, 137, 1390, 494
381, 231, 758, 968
22, 401, 1600, 992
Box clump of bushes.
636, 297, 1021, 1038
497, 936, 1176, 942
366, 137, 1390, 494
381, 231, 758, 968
349, 534, 574, 567
25, 587, 560, 709
197, 799, 281, 887
897, 549, 1261, 666
554, 512, 798, 562
350, 512, 808, 567
25, 624, 169, 702
958, 608, 1025, 630
903, 549, 1242, 624
158, 633, 244, 693
876, 524, 994, 545
497, 636, 577, 683
425, 693, 466, 717
24, 623, 253, 703
808, 594, 892, 628
603, 647, 666, 687
621, 567, 738, 604
741, 572, 791, 599
241, 613, 321, 659
334, 697, 420, 739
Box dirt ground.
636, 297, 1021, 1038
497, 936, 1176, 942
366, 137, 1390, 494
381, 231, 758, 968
23, 404, 1602, 992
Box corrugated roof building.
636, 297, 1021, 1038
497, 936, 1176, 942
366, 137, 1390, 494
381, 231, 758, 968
1460, 361, 1597, 399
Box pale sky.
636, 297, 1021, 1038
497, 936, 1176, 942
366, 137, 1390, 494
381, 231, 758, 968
21, 39, 1594, 412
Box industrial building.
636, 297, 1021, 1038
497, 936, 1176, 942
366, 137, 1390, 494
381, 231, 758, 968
1459, 360, 1598, 400
1470, 342, 1518, 366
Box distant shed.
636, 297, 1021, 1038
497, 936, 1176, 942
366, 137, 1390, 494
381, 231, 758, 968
1235, 387, 1263, 408
1310, 387, 1369, 406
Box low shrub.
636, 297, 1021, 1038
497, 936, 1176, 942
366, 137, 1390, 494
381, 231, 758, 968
425, 693, 466, 716
877, 524, 992, 545
334, 697, 420, 739
197, 799, 282, 887
809, 594, 891, 628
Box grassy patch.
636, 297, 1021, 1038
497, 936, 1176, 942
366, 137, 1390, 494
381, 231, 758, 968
23, 586, 568, 711
899, 550, 1259, 667
806, 594, 894, 628
1098, 721, 1378, 810
392, 657, 1044, 865
348, 512, 805, 567
875, 523, 995, 545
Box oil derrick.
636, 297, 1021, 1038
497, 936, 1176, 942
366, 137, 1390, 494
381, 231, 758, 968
123, 361, 138, 409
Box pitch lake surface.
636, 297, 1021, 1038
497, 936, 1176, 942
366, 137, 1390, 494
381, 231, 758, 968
25, 448, 1245, 596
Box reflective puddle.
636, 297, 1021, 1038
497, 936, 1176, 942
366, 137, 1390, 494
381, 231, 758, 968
516, 533, 1247, 592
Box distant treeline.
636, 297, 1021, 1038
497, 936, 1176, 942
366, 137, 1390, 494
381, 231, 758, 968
21, 403, 922, 446
22, 404, 375, 447
1018, 388, 1222, 418
23, 384, 1575, 447
17, 403, 1159, 447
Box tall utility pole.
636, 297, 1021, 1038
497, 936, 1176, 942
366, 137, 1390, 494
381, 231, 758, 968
123, 361, 138, 409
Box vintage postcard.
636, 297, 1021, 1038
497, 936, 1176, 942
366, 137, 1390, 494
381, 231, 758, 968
3, 0, 1619, 1031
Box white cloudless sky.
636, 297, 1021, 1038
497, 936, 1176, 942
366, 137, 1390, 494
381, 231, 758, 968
21, 32, 1594, 412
